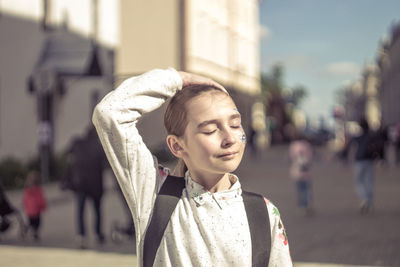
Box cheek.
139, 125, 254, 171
199, 139, 219, 154
187, 137, 218, 156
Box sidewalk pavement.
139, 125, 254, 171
0, 245, 138, 267
0, 245, 379, 267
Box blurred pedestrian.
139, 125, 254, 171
247, 126, 258, 158
289, 137, 314, 216
23, 170, 46, 240
344, 118, 376, 214
93, 68, 292, 266
66, 126, 107, 248
393, 122, 400, 166
375, 124, 389, 166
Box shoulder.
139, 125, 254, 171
263, 197, 280, 219
264, 197, 289, 245
264, 198, 292, 265
244, 194, 282, 223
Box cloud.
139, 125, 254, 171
262, 53, 318, 73
259, 25, 271, 39
284, 54, 316, 69
325, 61, 360, 76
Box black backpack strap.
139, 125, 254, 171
242, 190, 271, 267
143, 175, 185, 267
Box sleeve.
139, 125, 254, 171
92, 68, 182, 240
264, 198, 293, 267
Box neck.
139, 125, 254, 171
189, 172, 232, 193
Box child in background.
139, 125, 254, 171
23, 170, 46, 240
289, 138, 314, 216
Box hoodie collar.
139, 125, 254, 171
185, 172, 242, 208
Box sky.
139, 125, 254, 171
259, 0, 400, 126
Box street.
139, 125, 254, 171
1, 145, 399, 267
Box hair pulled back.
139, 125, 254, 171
164, 84, 227, 176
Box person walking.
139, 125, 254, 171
289, 137, 314, 216
23, 170, 46, 240
345, 118, 376, 214
93, 68, 292, 266
67, 126, 107, 248
394, 122, 400, 166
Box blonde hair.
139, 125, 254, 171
164, 84, 228, 176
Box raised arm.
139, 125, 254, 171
92, 68, 183, 237
92, 68, 224, 240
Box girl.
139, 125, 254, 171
93, 68, 292, 266
23, 170, 46, 240
289, 138, 314, 216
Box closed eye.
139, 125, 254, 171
203, 130, 216, 135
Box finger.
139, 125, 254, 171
209, 80, 227, 94
179, 72, 228, 94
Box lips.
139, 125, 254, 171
217, 151, 238, 158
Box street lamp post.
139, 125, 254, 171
33, 69, 55, 182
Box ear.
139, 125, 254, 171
166, 135, 185, 158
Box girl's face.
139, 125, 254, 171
179, 91, 245, 179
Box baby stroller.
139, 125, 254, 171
0, 184, 27, 240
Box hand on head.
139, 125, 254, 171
178, 71, 227, 94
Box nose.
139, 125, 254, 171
221, 128, 237, 148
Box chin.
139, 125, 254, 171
215, 161, 241, 174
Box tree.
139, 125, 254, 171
290, 85, 308, 106
261, 63, 284, 99
260, 63, 309, 143
261, 63, 287, 143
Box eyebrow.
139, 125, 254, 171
197, 113, 241, 129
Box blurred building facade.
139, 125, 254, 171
117, 0, 260, 94
340, 64, 381, 132
341, 81, 365, 123
0, 0, 116, 163
376, 21, 400, 127
337, 21, 400, 133
117, 0, 261, 148
0, 0, 261, 167
362, 64, 381, 130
